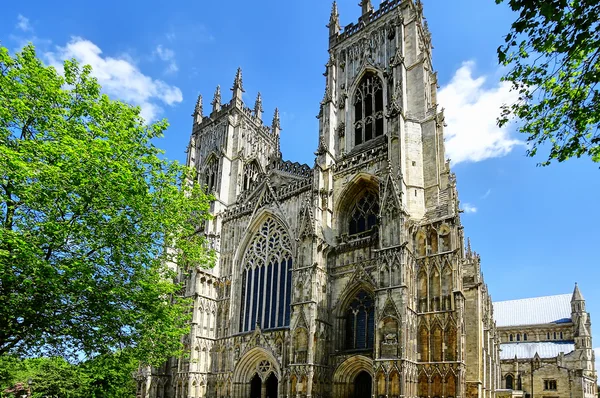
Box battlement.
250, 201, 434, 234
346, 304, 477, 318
336, 0, 405, 43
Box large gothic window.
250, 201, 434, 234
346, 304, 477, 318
203, 156, 219, 193
354, 73, 384, 146
348, 190, 379, 235
345, 290, 375, 350
239, 217, 292, 333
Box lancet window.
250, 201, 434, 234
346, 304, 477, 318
354, 73, 384, 146
344, 290, 375, 350
203, 156, 219, 193
242, 161, 261, 191
239, 217, 292, 333
348, 190, 379, 236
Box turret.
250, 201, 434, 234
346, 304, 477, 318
572, 283, 586, 316
254, 92, 263, 121
193, 94, 203, 124
211, 85, 221, 113
231, 67, 244, 104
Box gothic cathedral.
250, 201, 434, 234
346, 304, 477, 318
137, 1, 596, 398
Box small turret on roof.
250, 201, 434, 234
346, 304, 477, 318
231, 67, 244, 103
572, 282, 584, 302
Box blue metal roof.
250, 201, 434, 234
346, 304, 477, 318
494, 294, 572, 327
499, 341, 575, 360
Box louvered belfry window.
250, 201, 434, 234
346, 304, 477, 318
345, 290, 375, 350
354, 73, 384, 146
239, 217, 292, 332
349, 190, 379, 235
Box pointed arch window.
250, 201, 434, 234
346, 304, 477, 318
239, 217, 292, 333
243, 161, 261, 191
354, 73, 384, 146
348, 190, 379, 235
203, 156, 219, 193
345, 290, 375, 350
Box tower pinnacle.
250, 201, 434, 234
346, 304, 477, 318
328, 1, 340, 37
272, 108, 281, 133
231, 67, 244, 103
359, 0, 373, 16
193, 94, 203, 124
254, 92, 263, 121
212, 85, 221, 113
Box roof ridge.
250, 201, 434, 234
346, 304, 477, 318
494, 293, 571, 304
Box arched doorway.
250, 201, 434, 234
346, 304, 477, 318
250, 374, 261, 398
354, 371, 372, 398
266, 373, 278, 398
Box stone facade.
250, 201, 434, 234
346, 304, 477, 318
135, 1, 592, 398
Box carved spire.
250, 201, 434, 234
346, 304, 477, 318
328, 1, 340, 37
231, 67, 244, 103
193, 93, 203, 124
359, 0, 373, 16
272, 108, 281, 133
254, 92, 263, 121
572, 283, 584, 302
211, 85, 221, 113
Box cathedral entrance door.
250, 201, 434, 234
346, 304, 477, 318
250, 374, 261, 398
354, 371, 372, 398
265, 373, 278, 398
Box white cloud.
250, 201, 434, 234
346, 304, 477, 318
45, 37, 183, 121
16, 14, 32, 32
462, 203, 478, 214
481, 189, 492, 199
438, 61, 522, 165
154, 45, 178, 74
594, 347, 600, 374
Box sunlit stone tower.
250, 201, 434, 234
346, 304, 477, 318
136, 2, 593, 398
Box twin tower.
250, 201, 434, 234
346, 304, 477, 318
140, 1, 502, 398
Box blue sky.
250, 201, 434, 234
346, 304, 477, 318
2, 0, 599, 363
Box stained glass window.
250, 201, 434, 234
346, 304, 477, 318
239, 217, 292, 332
345, 290, 375, 350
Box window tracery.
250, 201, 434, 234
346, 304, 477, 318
239, 217, 292, 333
348, 190, 379, 235
243, 161, 261, 191
203, 156, 219, 193
354, 73, 384, 146
344, 290, 375, 350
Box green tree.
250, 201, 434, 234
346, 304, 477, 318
496, 0, 600, 165
0, 44, 213, 366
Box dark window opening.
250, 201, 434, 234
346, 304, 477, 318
345, 290, 375, 350
353, 73, 384, 146
348, 190, 379, 236
544, 380, 557, 391
506, 375, 514, 390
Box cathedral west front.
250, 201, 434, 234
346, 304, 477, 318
137, 1, 596, 398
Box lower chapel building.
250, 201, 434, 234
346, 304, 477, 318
137, 1, 596, 397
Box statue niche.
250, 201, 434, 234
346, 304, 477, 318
380, 317, 399, 358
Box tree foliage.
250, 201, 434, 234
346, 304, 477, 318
0, 44, 213, 366
496, 0, 600, 165
0, 352, 137, 397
